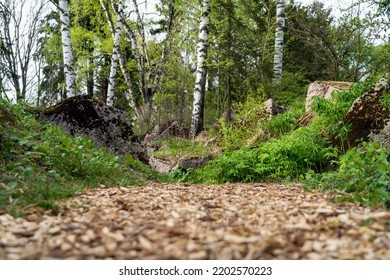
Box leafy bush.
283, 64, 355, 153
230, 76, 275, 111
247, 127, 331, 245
188, 127, 335, 183
217, 94, 268, 150
262, 105, 304, 138
305, 141, 390, 208
186, 81, 377, 186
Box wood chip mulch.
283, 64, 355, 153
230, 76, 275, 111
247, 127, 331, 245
1, 183, 390, 260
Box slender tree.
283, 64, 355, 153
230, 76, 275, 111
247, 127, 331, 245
106, 0, 124, 106
99, 0, 137, 108
224, 0, 233, 124
273, 0, 285, 85
0, 0, 45, 101
58, 0, 76, 97
190, 0, 210, 139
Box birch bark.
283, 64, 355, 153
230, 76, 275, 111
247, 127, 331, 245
273, 0, 285, 85
190, 0, 210, 139
100, 0, 142, 115
59, 0, 76, 97
106, 0, 124, 106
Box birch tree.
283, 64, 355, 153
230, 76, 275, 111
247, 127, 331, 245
100, 0, 175, 122
58, 0, 76, 97
106, 0, 124, 106
273, 0, 285, 85
190, 0, 210, 139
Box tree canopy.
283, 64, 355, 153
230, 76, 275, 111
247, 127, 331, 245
0, 0, 388, 131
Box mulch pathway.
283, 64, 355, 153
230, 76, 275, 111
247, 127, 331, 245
1, 183, 390, 259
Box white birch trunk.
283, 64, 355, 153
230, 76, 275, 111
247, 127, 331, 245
100, 0, 142, 115
273, 0, 285, 85
106, 0, 124, 106
190, 0, 210, 139
59, 0, 76, 97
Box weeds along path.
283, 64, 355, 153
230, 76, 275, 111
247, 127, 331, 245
1, 183, 390, 259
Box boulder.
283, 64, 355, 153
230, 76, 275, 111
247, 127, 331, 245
149, 157, 175, 173
39, 95, 148, 163
306, 81, 352, 112
369, 121, 390, 158
343, 77, 389, 147
264, 98, 285, 119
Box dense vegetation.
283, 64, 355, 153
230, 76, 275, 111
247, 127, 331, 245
176, 81, 390, 207
0, 0, 389, 214
0, 102, 168, 216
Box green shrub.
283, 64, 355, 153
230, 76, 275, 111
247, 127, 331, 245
305, 141, 390, 208
218, 94, 268, 150
262, 105, 304, 138
188, 127, 335, 183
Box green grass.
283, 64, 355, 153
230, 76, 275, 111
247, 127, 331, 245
151, 137, 215, 161
0, 103, 169, 216
1, 78, 388, 214
181, 80, 390, 208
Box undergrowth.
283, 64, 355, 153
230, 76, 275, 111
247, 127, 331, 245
181, 80, 390, 208
151, 137, 214, 161
305, 141, 390, 208
0, 102, 167, 216
185, 127, 335, 183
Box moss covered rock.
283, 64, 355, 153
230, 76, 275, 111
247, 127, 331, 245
40, 95, 148, 163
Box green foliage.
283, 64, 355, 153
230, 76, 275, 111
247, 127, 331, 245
217, 93, 268, 150
185, 79, 390, 210
305, 141, 390, 208
262, 104, 304, 138
151, 138, 213, 161
311, 83, 368, 125
310, 82, 373, 150
189, 127, 334, 184
382, 92, 390, 109
0, 104, 166, 215
265, 71, 309, 107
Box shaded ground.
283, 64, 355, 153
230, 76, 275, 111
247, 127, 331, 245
1, 184, 390, 259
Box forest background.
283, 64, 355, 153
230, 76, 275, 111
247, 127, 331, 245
0, 0, 389, 215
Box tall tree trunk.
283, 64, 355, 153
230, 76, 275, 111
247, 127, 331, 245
273, 0, 285, 85
224, 0, 233, 125
106, 0, 124, 106
190, 0, 210, 139
99, 0, 142, 116
59, 0, 76, 98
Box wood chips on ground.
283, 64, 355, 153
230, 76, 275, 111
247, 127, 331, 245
1, 183, 390, 259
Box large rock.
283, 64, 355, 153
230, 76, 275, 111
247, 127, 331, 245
306, 81, 352, 112
343, 77, 389, 147
370, 121, 390, 158
39, 95, 148, 163
149, 157, 175, 173
264, 98, 285, 119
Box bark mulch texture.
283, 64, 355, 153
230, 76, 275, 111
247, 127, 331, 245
1, 184, 390, 260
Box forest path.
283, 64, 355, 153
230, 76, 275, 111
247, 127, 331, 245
1, 183, 390, 259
